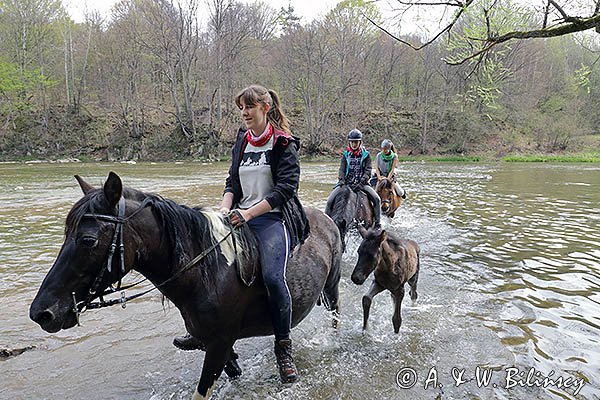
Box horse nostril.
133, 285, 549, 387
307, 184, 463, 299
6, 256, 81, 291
33, 309, 55, 325
351, 274, 364, 285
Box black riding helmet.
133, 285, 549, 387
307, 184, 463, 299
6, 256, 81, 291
347, 129, 363, 141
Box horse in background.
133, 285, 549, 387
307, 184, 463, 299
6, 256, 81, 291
351, 226, 420, 334
29, 172, 342, 400
375, 178, 403, 218
325, 184, 374, 251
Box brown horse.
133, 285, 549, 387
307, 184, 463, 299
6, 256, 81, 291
351, 226, 420, 334
29, 172, 342, 400
325, 184, 374, 251
375, 178, 402, 218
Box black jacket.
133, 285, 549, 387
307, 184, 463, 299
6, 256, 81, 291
224, 127, 310, 250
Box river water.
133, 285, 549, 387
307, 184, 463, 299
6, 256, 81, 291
0, 161, 598, 400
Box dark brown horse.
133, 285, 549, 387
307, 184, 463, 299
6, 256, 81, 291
29, 172, 342, 400
375, 178, 402, 218
351, 226, 419, 334
325, 184, 374, 251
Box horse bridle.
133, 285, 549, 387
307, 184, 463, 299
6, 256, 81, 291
71, 195, 236, 325
72, 196, 154, 324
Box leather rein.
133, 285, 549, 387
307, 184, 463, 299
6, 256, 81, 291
71, 196, 234, 326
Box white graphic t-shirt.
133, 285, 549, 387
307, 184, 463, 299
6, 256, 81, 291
238, 134, 278, 211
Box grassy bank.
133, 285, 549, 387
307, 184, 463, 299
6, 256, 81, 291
396, 155, 482, 162
501, 153, 600, 163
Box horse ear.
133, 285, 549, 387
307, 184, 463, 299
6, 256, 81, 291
378, 230, 387, 244
74, 175, 95, 195
358, 225, 368, 238
103, 171, 122, 207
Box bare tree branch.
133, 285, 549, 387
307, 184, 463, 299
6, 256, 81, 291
371, 0, 600, 64
548, 0, 577, 23
362, 0, 474, 50
543, 0, 550, 28
487, 12, 600, 43
447, 11, 600, 65
390, 0, 465, 5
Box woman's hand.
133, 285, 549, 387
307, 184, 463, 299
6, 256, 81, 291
219, 207, 230, 215
229, 209, 251, 228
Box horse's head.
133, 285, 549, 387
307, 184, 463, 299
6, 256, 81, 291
376, 178, 394, 213
351, 225, 387, 285
30, 172, 145, 333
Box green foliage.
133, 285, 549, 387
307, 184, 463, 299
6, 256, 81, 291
0, 0, 598, 160
575, 64, 592, 94
502, 154, 600, 162
446, 0, 532, 110
0, 60, 55, 112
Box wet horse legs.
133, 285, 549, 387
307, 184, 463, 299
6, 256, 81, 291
362, 280, 385, 330
391, 287, 405, 334
192, 339, 235, 400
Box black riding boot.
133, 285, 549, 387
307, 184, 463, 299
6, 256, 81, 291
173, 334, 243, 379
173, 333, 205, 351
274, 339, 298, 383
373, 201, 382, 227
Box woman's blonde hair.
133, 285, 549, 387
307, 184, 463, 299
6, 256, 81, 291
235, 85, 290, 133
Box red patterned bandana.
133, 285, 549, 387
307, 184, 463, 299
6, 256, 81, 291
246, 124, 273, 147
346, 146, 362, 157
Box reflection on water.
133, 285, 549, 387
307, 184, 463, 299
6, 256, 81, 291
0, 161, 598, 399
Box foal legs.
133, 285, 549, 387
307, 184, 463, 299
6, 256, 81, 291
362, 280, 385, 330
407, 260, 420, 303
391, 287, 406, 334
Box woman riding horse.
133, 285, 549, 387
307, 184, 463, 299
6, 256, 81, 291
174, 85, 309, 384
30, 172, 341, 400
369, 139, 406, 199
325, 129, 381, 228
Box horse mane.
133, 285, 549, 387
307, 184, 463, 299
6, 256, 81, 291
375, 178, 392, 191
365, 228, 403, 248
331, 185, 352, 222
65, 188, 258, 282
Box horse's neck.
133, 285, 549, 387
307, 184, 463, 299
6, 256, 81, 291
377, 241, 396, 273
133, 227, 214, 307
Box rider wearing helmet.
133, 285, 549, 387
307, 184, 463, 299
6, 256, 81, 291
325, 129, 381, 227
370, 139, 406, 198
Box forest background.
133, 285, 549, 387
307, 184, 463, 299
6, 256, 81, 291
0, 0, 599, 161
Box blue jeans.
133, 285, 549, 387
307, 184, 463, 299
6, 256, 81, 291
247, 213, 292, 341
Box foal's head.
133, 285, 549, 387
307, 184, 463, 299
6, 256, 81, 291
351, 226, 387, 285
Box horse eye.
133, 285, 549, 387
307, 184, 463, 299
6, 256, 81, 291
80, 236, 98, 248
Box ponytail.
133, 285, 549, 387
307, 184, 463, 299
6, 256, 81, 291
267, 89, 290, 134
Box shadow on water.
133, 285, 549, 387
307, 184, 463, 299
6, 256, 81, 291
0, 161, 598, 399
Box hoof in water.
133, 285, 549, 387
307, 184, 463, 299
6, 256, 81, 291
331, 311, 340, 329
224, 359, 242, 380
191, 384, 214, 400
